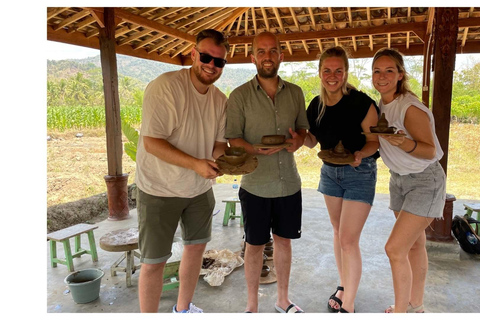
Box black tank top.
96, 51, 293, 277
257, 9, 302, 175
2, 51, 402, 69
306, 88, 380, 162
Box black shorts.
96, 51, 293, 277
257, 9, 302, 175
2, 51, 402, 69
239, 188, 302, 245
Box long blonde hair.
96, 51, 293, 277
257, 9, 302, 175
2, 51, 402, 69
317, 46, 355, 124
372, 47, 417, 97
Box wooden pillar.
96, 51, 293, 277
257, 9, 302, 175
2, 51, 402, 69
99, 8, 130, 220
426, 8, 458, 242
431, 7, 458, 175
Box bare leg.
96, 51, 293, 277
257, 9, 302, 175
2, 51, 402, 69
176, 243, 207, 311
338, 200, 371, 313
139, 262, 166, 312
408, 231, 428, 309
273, 235, 293, 310
324, 195, 344, 309
385, 211, 433, 313
244, 243, 265, 312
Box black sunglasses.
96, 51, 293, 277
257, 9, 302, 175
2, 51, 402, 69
196, 50, 227, 68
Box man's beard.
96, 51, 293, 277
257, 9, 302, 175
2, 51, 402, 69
256, 61, 278, 78
193, 64, 221, 85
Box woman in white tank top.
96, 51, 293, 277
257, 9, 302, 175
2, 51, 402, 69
371, 48, 446, 313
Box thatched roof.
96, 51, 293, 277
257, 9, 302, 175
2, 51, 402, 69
47, 7, 480, 65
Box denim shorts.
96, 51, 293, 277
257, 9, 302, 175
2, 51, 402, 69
389, 161, 446, 218
318, 157, 377, 206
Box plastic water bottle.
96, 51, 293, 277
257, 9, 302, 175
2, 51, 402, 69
466, 232, 478, 245
232, 178, 239, 200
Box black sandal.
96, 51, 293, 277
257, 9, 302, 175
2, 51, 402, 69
339, 307, 355, 313
327, 286, 344, 313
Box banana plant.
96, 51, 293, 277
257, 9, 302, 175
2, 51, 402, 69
121, 120, 138, 162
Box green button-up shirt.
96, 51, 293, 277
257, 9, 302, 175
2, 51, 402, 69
225, 76, 309, 198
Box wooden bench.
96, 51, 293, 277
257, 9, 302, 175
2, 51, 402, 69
47, 223, 99, 272
222, 199, 243, 227
99, 227, 180, 290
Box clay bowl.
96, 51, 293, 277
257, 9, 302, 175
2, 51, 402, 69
370, 126, 397, 134
264, 246, 274, 257
261, 135, 286, 145
261, 265, 271, 277
223, 146, 247, 165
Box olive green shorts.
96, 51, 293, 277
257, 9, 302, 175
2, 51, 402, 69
137, 187, 215, 264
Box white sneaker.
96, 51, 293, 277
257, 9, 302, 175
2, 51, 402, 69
172, 303, 203, 313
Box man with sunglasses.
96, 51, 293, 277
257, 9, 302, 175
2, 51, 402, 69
135, 29, 229, 313
225, 31, 309, 313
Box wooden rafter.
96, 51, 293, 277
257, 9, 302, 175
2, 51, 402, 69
47, 7, 480, 66
47, 7, 69, 20
115, 8, 195, 43
227, 21, 429, 45
53, 9, 91, 31
162, 7, 206, 26
176, 7, 225, 30
217, 7, 250, 31
261, 7, 269, 31
147, 37, 176, 53
308, 7, 315, 29
135, 33, 165, 51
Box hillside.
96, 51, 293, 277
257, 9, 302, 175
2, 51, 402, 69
47, 54, 258, 94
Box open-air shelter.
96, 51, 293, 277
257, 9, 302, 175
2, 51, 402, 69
47, 7, 480, 239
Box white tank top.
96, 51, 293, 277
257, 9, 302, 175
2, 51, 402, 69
378, 93, 443, 175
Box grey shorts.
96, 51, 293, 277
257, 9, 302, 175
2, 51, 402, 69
389, 161, 446, 218
137, 187, 215, 264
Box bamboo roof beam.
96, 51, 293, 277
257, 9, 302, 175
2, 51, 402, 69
216, 7, 250, 32
147, 37, 176, 53
118, 28, 154, 46
317, 39, 323, 53
261, 7, 269, 31
115, 8, 195, 43
252, 8, 257, 33
52, 9, 91, 31
162, 7, 207, 26
47, 7, 70, 20
308, 7, 315, 29
149, 7, 186, 21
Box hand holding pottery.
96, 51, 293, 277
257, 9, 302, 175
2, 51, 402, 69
370, 113, 397, 133
261, 135, 286, 145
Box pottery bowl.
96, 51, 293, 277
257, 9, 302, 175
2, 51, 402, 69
264, 246, 274, 257
261, 135, 286, 145
224, 147, 247, 165
370, 126, 397, 134
261, 265, 271, 277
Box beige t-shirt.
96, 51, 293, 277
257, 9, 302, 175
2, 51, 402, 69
136, 68, 227, 198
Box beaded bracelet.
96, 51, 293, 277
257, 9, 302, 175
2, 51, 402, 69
405, 140, 417, 153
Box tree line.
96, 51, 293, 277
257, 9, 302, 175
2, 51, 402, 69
47, 57, 480, 129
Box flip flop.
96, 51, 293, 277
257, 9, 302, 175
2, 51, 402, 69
275, 303, 304, 313
385, 303, 424, 313
327, 286, 344, 313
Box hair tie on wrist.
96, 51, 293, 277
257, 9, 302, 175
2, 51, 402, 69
406, 140, 417, 153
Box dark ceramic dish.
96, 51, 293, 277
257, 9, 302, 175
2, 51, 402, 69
223, 146, 247, 165
261, 135, 286, 145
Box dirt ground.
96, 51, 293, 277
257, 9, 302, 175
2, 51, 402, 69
47, 124, 480, 232
47, 129, 137, 232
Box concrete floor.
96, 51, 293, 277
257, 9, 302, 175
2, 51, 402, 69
46, 183, 480, 314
